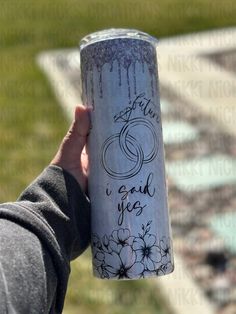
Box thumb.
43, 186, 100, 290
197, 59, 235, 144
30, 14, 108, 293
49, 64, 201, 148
64, 105, 90, 153
50, 105, 91, 188
74, 105, 91, 137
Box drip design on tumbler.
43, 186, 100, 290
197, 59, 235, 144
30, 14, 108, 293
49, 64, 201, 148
80, 38, 157, 107
92, 221, 173, 279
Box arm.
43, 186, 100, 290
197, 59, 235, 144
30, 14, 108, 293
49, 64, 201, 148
0, 106, 91, 314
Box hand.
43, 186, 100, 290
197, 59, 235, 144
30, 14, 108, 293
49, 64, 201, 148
50, 105, 91, 192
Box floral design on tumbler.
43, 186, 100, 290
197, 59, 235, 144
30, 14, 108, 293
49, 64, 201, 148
92, 221, 173, 279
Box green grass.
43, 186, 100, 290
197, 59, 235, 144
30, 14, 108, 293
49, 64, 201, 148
0, 0, 236, 313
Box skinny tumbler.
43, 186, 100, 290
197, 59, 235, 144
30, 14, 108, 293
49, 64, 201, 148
79, 29, 174, 279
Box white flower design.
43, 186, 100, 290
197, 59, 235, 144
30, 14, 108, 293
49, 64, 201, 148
104, 246, 144, 279
109, 228, 134, 253
160, 237, 171, 264
133, 234, 162, 271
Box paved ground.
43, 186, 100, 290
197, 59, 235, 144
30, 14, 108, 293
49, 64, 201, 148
37, 27, 236, 314
160, 85, 236, 314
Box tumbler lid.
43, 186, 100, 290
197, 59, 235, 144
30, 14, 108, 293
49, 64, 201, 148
79, 28, 158, 50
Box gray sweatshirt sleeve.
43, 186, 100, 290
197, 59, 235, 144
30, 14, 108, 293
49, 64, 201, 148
0, 165, 91, 314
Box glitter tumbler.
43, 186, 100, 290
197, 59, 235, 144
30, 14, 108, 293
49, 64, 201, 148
79, 29, 174, 279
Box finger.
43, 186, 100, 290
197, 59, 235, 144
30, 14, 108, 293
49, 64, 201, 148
74, 105, 91, 137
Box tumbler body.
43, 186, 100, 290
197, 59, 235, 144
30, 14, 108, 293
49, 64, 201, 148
80, 29, 174, 279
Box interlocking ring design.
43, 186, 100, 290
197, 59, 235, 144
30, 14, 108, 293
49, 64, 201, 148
101, 118, 158, 179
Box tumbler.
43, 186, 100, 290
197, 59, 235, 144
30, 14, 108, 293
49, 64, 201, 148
79, 29, 174, 279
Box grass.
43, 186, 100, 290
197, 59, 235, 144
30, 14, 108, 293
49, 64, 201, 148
0, 0, 236, 313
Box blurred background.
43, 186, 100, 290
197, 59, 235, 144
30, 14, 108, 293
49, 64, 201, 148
0, 1, 236, 313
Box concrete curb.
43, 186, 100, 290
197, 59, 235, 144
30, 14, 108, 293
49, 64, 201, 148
37, 50, 81, 120
157, 27, 236, 138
